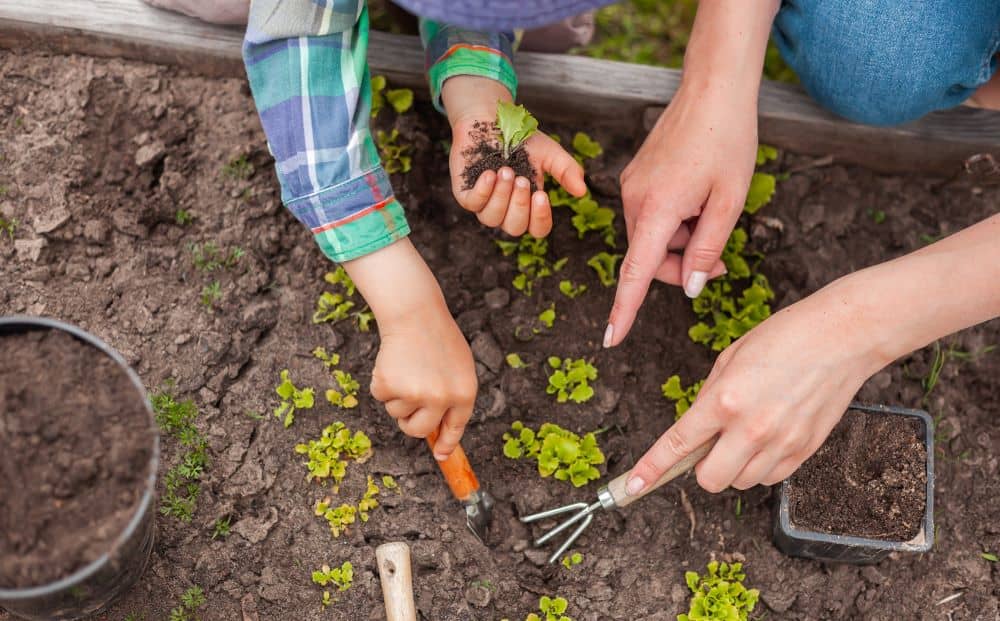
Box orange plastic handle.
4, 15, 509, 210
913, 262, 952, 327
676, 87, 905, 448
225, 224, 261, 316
426, 431, 480, 502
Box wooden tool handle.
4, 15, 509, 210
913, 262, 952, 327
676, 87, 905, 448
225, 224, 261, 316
376, 542, 417, 621
426, 431, 480, 502
605, 437, 716, 508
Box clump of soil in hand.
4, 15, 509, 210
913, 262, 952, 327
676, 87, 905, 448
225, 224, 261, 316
788, 409, 927, 541
461, 121, 538, 192
0, 329, 154, 589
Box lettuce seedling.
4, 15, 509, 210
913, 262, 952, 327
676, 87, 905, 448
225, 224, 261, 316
313, 291, 355, 324
662, 375, 704, 419
376, 129, 413, 174
503, 421, 605, 487
756, 144, 778, 165
313, 561, 354, 592
679, 561, 759, 621
315, 498, 357, 537
558, 280, 587, 299
496, 101, 539, 159
274, 369, 315, 427
538, 304, 556, 329
370, 75, 387, 118
354, 309, 375, 332
572, 132, 603, 163
570, 195, 616, 239
326, 370, 360, 409
312, 346, 341, 369
506, 353, 528, 369
371, 75, 413, 118
688, 274, 774, 351
381, 475, 399, 492
587, 252, 622, 287
496, 235, 565, 296
527, 596, 572, 621
295, 422, 372, 489
357, 475, 380, 522
744, 173, 776, 215
560, 552, 583, 569
546, 357, 598, 404
324, 266, 356, 296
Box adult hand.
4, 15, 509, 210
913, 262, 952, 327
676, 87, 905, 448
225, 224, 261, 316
605, 84, 756, 347
442, 76, 586, 238
623, 277, 887, 495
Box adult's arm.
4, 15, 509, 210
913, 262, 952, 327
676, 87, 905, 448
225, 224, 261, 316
623, 214, 1000, 496
605, 0, 780, 348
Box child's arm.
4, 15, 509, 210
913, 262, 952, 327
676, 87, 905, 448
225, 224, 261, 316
242, 0, 477, 459
419, 20, 588, 237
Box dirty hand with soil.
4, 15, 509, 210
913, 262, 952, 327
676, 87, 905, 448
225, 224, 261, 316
442, 75, 587, 238
345, 238, 478, 461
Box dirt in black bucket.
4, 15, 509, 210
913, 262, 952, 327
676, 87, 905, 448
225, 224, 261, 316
787, 409, 927, 541
0, 329, 154, 589
460, 120, 538, 191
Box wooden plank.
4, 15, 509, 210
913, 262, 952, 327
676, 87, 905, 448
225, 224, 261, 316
1, 0, 998, 173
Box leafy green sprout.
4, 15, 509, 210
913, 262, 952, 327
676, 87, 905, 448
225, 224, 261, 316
313, 347, 360, 408
175, 209, 194, 226
211, 516, 231, 539
313, 291, 354, 324
587, 252, 622, 286
496, 235, 566, 296
0, 216, 16, 241
679, 561, 759, 621
561, 552, 583, 569
869, 209, 887, 224
558, 280, 587, 298
371, 75, 413, 118
571, 132, 603, 163
169, 586, 206, 621
982, 552, 998, 562
274, 369, 315, 428
527, 595, 572, 621
295, 422, 372, 490
199, 281, 222, 310
221, 154, 254, 180
496, 101, 539, 159
503, 421, 605, 487
315, 499, 357, 537
312, 561, 354, 592
505, 353, 528, 369
189, 242, 244, 272
376, 129, 413, 174
357, 475, 381, 521
325, 266, 356, 296
546, 357, 598, 404
661, 375, 704, 420
151, 387, 207, 522
538, 304, 556, 329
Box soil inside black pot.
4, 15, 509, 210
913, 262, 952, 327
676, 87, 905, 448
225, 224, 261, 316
461, 120, 538, 192
787, 409, 927, 541
0, 329, 153, 589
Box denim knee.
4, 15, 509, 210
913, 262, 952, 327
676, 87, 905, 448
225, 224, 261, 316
773, 0, 1000, 126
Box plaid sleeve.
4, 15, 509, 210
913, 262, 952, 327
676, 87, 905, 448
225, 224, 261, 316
242, 0, 409, 263
419, 19, 518, 114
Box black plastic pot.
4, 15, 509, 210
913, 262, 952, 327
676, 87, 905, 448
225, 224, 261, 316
0, 316, 160, 620
773, 403, 934, 564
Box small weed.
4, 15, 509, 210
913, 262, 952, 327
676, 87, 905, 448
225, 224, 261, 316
221, 154, 253, 180
868, 209, 887, 224
922, 341, 996, 402
560, 552, 583, 569
189, 242, 244, 272
0, 216, 17, 241
546, 357, 597, 404
274, 369, 315, 428
199, 281, 222, 310
295, 422, 372, 490
496, 235, 567, 296
920, 233, 944, 245
503, 421, 604, 487
661, 374, 704, 419
982, 552, 998, 562
169, 586, 206, 621
124, 613, 145, 621
506, 353, 528, 369
211, 516, 231, 540
175, 209, 194, 226
586, 252, 622, 286
152, 387, 207, 522
558, 279, 587, 298
376, 129, 412, 174
679, 561, 759, 621
470, 579, 494, 590
245, 410, 267, 421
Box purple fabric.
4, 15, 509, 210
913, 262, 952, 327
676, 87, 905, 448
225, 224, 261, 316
394, 0, 615, 31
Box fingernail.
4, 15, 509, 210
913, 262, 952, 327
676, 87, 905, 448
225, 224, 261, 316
602, 323, 614, 348
500, 168, 514, 181
515, 177, 529, 189
685, 271, 708, 298
626, 476, 645, 496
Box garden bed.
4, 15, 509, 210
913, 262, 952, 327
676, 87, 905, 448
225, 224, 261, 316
0, 49, 998, 620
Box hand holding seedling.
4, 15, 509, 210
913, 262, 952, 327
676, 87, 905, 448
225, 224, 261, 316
345, 239, 478, 460
605, 1, 776, 348
442, 76, 587, 237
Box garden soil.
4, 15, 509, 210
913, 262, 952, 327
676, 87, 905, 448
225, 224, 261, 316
787, 409, 927, 541
0, 329, 153, 589
1, 50, 998, 620
461, 121, 538, 192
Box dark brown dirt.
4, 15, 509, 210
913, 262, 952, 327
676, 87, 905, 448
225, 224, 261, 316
788, 409, 927, 541
461, 120, 538, 192
0, 329, 153, 589
1, 49, 998, 620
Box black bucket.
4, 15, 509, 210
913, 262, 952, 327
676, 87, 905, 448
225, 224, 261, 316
0, 316, 159, 620
772, 403, 934, 564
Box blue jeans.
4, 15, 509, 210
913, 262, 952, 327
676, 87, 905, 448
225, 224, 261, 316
773, 0, 1000, 126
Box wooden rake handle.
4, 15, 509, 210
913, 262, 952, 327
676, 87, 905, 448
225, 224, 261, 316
376, 542, 417, 621
426, 430, 480, 503
605, 437, 716, 509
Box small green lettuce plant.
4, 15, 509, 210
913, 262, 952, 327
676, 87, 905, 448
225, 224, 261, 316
587, 252, 622, 286
572, 131, 603, 163
376, 129, 413, 174
381, 475, 399, 492
506, 353, 528, 368
662, 375, 704, 419
314, 348, 360, 408
313, 561, 354, 593
503, 421, 605, 487
538, 304, 556, 329
558, 280, 587, 298
678, 561, 759, 621
314, 268, 374, 331
527, 596, 572, 621
496, 101, 539, 159
313, 291, 354, 324
357, 475, 380, 522
561, 552, 583, 569
274, 369, 315, 428
496, 235, 567, 295
325, 266, 356, 296
744, 145, 778, 214
688, 273, 774, 351
295, 422, 372, 490
546, 357, 598, 404
315, 499, 357, 537
371, 75, 414, 119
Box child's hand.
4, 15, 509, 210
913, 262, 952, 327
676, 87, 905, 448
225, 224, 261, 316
343, 239, 478, 460
442, 76, 587, 238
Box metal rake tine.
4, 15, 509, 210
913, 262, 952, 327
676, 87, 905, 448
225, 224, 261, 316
519, 501, 589, 523
547, 513, 593, 565
534, 501, 600, 546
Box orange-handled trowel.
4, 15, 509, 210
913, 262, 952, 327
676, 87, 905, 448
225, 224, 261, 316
426, 430, 493, 544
